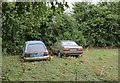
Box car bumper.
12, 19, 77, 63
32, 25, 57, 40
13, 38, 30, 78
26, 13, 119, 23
63, 51, 83, 55
23, 56, 50, 61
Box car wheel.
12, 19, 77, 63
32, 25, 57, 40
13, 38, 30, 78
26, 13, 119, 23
58, 52, 62, 58
62, 54, 68, 59
75, 55, 79, 58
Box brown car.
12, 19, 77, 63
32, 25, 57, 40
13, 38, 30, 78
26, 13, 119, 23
50, 40, 83, 58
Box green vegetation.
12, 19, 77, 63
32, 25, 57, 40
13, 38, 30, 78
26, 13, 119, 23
0, 37, 1, 46
0, 37, 2, 81
0, 37, 2, 66
73, 2, 120, 47
2, 1, 119, 82
2, 2, 120, 54
2, 48, 118, 81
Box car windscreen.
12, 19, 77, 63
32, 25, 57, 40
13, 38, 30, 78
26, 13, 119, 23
26, 44, 46, 53
61, 41, 78, 46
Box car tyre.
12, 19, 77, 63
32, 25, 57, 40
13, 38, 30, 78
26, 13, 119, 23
75, 55, 79, 58
62, 54, 68, 59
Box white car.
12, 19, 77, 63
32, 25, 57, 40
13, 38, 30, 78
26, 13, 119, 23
22, 41, 50, 61
51, 40, 83, 58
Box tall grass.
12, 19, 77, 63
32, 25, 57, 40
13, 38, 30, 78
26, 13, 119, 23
2, 48, 118, 81
0, 37, 2, 81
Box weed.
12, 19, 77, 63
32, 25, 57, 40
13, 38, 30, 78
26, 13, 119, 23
2, 48, 118, 81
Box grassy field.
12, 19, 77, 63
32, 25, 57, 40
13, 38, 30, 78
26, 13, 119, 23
2, 48, 118, 81
0, 37, 2, 81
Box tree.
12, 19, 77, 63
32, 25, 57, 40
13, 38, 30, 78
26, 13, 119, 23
47, 13, 86, 46
73, 2, 120, 47
2, 2, 54, 54
2, 2, 72, 54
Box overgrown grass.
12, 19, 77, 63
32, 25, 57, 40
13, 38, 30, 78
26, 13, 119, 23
0, 37, 1, 45
2, 48, 118, 81
0, 37, 2, 81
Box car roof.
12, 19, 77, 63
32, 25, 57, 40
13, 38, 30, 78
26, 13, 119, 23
25, 41, 44, 44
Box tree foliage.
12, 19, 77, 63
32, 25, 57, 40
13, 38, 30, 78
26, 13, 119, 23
73, 2, 120, 47
2, 2, 84, 54
2, 1, 120, 54
47, 13, 86, 46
